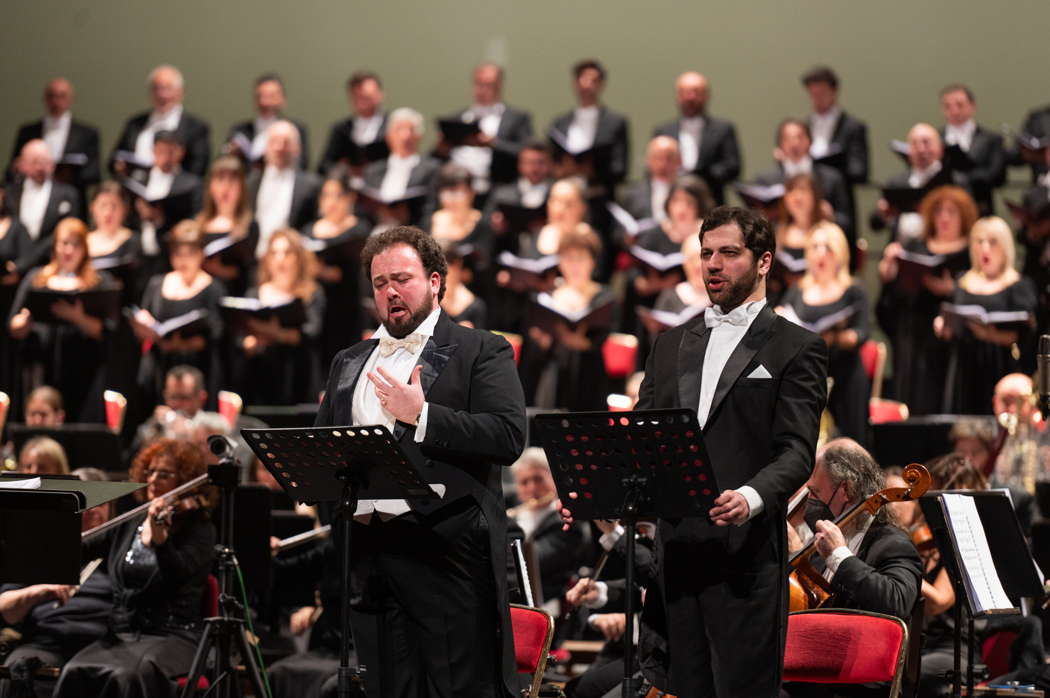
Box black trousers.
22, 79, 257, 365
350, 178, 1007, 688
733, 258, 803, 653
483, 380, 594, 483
348, 503, 503, 698
52, 631, 197, 698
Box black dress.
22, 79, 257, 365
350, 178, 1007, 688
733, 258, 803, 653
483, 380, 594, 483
447, 294, 488, 329
768, 244, 806, 308
8, 269, 118, 423
622, 224, 684, 369
0, 219, 33, 403
54, 508, 216, 698
201, 222, 260, 298
301, 219, 371, 369
234, 286, 326, 406
876, 239, 970, 415
943, 277, 1038, 415
780, 283, 871, 446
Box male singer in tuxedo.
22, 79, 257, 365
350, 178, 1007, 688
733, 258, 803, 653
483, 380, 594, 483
800, 66, 869, 190
126, 130, 203, 235
619, 135, 682, 224
653, 71, 741, 205
434, 63, 534, 198
938, 83, 1006, 216
226, 73, 310, 171
9, 139, 81, 244
362, 108, 440, 228
247, 120, 321, 256
315, 226, 526, 697
871, 123, 954, 236
318, 70, 389, 176
109, 65, 211, 177
7, 78, 100, 203
634, 206, 827, 696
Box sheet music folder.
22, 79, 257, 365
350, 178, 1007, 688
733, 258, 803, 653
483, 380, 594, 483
0, 473, 143, 584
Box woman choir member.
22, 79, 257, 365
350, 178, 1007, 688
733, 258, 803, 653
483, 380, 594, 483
520, 228, 616, 410
878, 186, 976, 414
440, 242, 487, 329
54, 438, 216, 698
531, 177, 594, 258
935, 216, 1037, 414
300, 166, 370, 367
8, 218, 115, 422
653, 234, 710, 317
429, 163, 491, 257
197, 155, 258, 297
87, 182, 141, 299
132, 221, 225, 408
770, 174, 830, 304
234, 228, 325, 406
777, 223, 870, 445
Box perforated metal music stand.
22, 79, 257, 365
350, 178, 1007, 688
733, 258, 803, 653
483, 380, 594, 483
241, 425, 437, 698
533, 408, 718, 697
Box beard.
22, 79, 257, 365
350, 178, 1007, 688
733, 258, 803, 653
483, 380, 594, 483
383, 294, 435, 338
705, 264, 759, 312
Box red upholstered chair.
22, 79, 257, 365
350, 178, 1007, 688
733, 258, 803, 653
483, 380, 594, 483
510, 604, 555, 698
859, 340, 887, 400
870, 398, 910, 424
492, 331, 524, 365
981, 630, 1019, 680
602, 333, 638, 380
103, 390, 127, 433
176, 575, 220, 693
783, 609, 909, 697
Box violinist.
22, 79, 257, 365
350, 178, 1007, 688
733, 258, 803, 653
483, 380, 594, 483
54, 438, 216, 698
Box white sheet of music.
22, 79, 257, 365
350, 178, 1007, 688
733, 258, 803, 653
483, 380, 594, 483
942, 493, 1013, 613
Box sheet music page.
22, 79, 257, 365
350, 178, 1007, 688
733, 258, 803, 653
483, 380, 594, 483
0, 477, 41, 490
942, 493, 1013, 613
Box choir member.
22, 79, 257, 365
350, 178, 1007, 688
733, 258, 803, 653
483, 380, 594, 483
800, 66, 869, 189
0, 184, 33, 394
87, 182, 141, 300
484, 140, 554, 252
17, 435, 69, 475
1016, 146, 1050, 331
938, 84, 1006, 216
301, 165, 370, 368
435, 62, 535, 197
440, 240, 486, 329
197, 154, 258, 297
653, 233, 710, 316
23, 385, 65, 426
7, 78, 100, 204
935, 217, 1037, 415
871, 123, 953, 237
769, 174, 831, 304
429, 163, 491, 259
8, 218, 114, 422
877, 186, 977, 414
361, 107, 440, 229
653, 71, 742, 205
619, 135, 681, 225
109, 64, 211, 177
1010, 101, 1050, 181
755, 119, 854, 250
132, 220, 225, 409
317, 70, 388, 176
547, 58, 629, 194
54, 438, 216, 698
248, 120, 321, 257
531, 176, 594, 258
8, 139, 81, 250
225, 73, 310, 171
520, 227, 616, 410
234, 229, 325, 406
777, 222, 870, 445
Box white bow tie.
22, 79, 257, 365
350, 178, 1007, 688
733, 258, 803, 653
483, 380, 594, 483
704, 306, 750, 328
378, 333, 424, 357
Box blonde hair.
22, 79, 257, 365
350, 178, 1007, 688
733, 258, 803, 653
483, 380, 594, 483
961, 216, 1019, 286
18, 436, 70, 475
799, 222, 852, 289
33, 218, 100, 289
257, 228, 319, 301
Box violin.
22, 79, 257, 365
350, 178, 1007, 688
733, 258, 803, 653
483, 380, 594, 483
787, 463, 931, 612
82, 473, 210, 542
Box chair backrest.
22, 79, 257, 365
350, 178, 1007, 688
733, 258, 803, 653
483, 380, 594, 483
602, 332, 638, 380
982, 629, 1019, 679
510, 604, 555, 698
103, 390, 127, 433
870, 398, 910, 424
784, 609, 909, 697
492, 331, 523, 365
859, 340, 887, 400
217, 390, 243, 430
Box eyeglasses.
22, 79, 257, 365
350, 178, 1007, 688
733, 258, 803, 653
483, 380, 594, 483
144, 468, 177, 481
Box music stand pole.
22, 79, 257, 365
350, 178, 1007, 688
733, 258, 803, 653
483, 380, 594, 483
335, 469, 361, 698
620, 475, 645, 698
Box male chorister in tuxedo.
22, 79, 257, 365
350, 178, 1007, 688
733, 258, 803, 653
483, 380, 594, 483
7, 78, 100, 203
619, 136, 681, 224
628, 206, 827, 696
871, 123, 954, 237
362, 108, 440, 228
315, 226, 526, 698
109, 64, 211, 177
755, 119, 854, 242
127, 130, 204, 251
547, 58, 629, 195
318, 70, 389, 176
653, 71, 742, 205
1010, 102, 1050, 181
939, 83, 1006, 216
801, 67, 869, 189
248, 120, 321, 257
435, 63, 534, 200
225, 73, 310, 171
9, 139, 81, 246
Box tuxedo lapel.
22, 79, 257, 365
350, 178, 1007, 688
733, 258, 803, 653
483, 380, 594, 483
393, 314, 459, 441
707, 305, 776, 423
337, 339, 379, 423
696, 119, 717, 168
677, 320, 709, 414
830, 111, 847, 146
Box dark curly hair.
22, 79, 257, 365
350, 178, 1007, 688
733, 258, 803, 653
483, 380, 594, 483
360, 225, 448, 301
129, 438, 214, 507
699, 205, 776, 262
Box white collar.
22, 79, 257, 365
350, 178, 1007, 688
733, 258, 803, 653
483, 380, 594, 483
680, 114, 705, 127
24, 177, 49, 193
945, 119, 976, 137
263, 164, 295, 179
254, 115, 278, 133
388, 153, 420, 168
371, 305, 441, 340
469, 102, 504, 117
43, 111, 71, 129
574, 105, 600, 119
150, 104, 183, 126
711, 297, 766, 318
911, 159, 943, 182
812, 106, 841, 124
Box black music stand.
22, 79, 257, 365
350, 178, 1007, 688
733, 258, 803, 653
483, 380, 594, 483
241, 425, 438, 698
0, 473, 142, 584
533, 408, 717, 698
919, 490, 1043, 698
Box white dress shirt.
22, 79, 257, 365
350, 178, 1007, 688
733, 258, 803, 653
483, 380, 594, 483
351, 307, 439, 521
699, 298, 768, 519
255, 165, 296, 256
352, 113, 384, 146
650, 178, 671, 223
19, 178, 52, 240
908, 160, 943, 189
809, 107, 841, 158
134, 105, 183, 164
518, 178, 549, 209
944, 119, 977, 153
144, 167, 175, 202
451, 103, 504, 194
678, 116, 705, 172
250, 116, 277, 161
783, 156, 814, 178
566, 106, 600, 153
379, 153, 420, 202
42, 111, 71, 161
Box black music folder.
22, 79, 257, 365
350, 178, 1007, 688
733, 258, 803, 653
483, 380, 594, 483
24, 286, 122, 324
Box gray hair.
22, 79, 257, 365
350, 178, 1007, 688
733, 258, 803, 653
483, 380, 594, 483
386, 107, 425, 138
510, 447, 549, 475
148, 64, 185, 91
